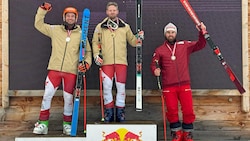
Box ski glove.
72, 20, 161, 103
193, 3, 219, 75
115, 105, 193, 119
94, 55, 103, 66
136, 30, 144, 40
78, 61, 90, 73
154, 68, 161, 77
40, 2, 52, 11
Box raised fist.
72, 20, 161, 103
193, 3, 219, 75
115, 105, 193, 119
40, 2, 52, 11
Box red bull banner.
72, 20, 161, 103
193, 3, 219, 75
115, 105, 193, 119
87, 124, 157, 141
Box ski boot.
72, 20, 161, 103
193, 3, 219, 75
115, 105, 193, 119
182, 131, 193, 141
116, 107, 125, 122
171, 130, 183, 141
63, 121, 71, 135
104, 108, 114, 122
33, 120, 48, 134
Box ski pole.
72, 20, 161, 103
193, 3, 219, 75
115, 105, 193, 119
98, 33, 105, 121
155, 60, 167, 141
83, 73, 87, 133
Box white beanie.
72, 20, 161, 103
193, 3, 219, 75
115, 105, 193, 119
164, 22, 177, 34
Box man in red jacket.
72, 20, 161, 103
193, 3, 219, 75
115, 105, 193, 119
150, 22, 206, 141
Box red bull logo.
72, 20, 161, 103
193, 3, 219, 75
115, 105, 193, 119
102, 128, 142, 141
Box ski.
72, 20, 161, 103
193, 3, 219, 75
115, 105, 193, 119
71, 8, 90, 136
179, 0, 245, 94
136, 0, 143, 111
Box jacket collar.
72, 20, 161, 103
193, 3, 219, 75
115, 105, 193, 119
62, 24, 81, 32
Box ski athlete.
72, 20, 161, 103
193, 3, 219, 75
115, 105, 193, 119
33, 2, 92, 135
150, 22, 206, 141
92, 1, 144, 122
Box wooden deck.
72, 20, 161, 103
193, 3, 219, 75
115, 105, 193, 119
1, 120, 250, 141
1, 98, 250, 141
1, 95, 250, 141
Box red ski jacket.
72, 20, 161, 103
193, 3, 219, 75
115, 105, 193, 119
150, 32, 206, 88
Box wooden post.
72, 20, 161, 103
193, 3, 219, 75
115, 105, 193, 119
2, 0, 9, 108
241, 0, 249, 112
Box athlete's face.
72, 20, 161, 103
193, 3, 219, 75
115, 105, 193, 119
106, 5, 119, 20
65, 13, 76, 24
165, 30, 177, 42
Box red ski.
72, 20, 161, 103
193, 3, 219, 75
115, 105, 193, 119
180, 0, 245, 94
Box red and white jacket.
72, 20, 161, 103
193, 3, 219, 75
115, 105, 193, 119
150, 32, 206, 88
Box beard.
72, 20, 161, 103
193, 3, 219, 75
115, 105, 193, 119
165, 36, 176, 45
63, 21, 75, 30
108, 13, 118, 20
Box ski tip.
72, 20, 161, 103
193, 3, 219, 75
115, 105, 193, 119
83, 8, 90, 14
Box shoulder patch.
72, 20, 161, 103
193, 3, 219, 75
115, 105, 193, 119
50, 25, 55, 30
177, 41, 184, 44
94, 28, 99, 33
153, 53, 156, 57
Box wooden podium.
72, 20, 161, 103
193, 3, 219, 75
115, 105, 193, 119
15, 121, 157, 141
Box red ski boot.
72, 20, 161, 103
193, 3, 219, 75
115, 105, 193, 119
182, 131, 193, 141
171, 130, 183, 141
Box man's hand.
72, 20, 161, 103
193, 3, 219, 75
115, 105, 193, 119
78, 62, 90, 73
196, 22, 207, 34
94, 55, 103, 66
154, 68, 161, 77
137, 30, 144, 40
40, 2, 52, 11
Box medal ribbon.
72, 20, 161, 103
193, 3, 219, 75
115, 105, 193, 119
67, 30, 72, 37
66, 30, 72, 42
166, 43, 177, 59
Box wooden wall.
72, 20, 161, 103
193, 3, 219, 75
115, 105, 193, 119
0, 0, 2, 108
0, 0, 250, 128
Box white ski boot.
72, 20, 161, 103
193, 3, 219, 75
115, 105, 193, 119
33, 121, 48, 134
63, 124, 71, 135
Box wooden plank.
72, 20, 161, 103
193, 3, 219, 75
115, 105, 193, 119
241, 0, 250, 113
8, 89, 242, 97
3, 103, 250, 121
8, 96, 242, 107
1, 0, 9, 108
1, 120, 250, 141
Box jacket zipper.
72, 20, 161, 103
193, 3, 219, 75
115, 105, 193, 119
60, 42, 68, 71
174, 61, 181, 87
113, 37, 116, 65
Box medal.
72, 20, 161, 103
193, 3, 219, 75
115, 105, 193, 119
166, 43, 177, 61
66, 30, 72, 42
66, 37, 70, 42
171, 55, 176, 61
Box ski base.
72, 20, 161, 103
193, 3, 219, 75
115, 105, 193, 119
136, 73, 142, 111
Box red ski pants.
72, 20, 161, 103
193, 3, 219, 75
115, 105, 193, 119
101, 64, 127, 108
39, 70, 76, 122
162, 84, 195, 124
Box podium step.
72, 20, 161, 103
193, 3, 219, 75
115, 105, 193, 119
87, 122, 157, 141
15, 121, 157, 141
15, 137, 87, 141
